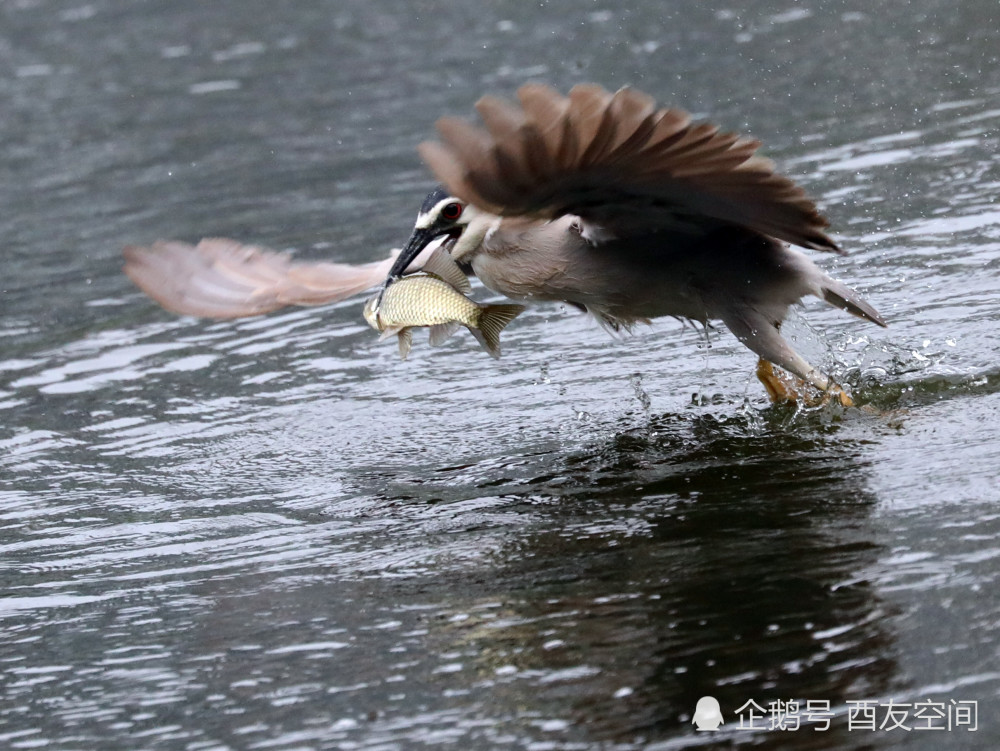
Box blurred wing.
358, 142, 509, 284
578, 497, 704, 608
418, 83, 840, 253
123, 238, 399, 318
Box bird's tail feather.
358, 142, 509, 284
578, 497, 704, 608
820, 278, 887, 328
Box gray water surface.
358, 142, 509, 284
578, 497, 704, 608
2, 1, 1000, 749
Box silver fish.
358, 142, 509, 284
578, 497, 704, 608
363, 248, 525, 359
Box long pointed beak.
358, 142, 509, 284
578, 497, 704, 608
385, 227, 439, 283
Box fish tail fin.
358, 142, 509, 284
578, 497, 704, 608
471, 304, 526, 359
821, 277, 887, 327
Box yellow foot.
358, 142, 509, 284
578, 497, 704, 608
755, 359, 854, 408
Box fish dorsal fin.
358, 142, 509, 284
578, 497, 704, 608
428, 321, 461, 346
470, 303, 526, 358
422, 247, 472, 294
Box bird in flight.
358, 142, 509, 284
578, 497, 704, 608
124, 83, 885, 404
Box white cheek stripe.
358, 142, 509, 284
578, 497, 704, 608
414, 198, 463, 229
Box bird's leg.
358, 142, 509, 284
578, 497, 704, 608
721, 308, 855, 407
755, 358, 854, 407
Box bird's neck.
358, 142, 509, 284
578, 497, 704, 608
451, 211, 500, 263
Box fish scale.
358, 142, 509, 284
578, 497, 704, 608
375, 275, 481, 329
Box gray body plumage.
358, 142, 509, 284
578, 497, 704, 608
464, 216, 880, 390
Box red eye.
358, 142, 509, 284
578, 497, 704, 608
441, 202, 463, 221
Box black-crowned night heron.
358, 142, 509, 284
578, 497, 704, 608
124, 83, 886, 403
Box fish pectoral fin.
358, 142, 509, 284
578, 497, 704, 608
428, 321, 461, 347
379, 325, 412, 359
470, 304, 526, 359
423, 248, 472, 294
397, 328, 413, 360
378, 326, 401, 342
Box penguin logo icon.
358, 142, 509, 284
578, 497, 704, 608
692, 696, 724, 731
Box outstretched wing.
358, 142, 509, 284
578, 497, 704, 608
123, 238, 399, 318
418, 83, 840, 253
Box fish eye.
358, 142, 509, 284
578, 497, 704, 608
440, 202, 464, 222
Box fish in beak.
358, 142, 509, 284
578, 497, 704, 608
365, 247, 524, 360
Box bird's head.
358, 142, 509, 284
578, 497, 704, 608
385, 187, 492, 282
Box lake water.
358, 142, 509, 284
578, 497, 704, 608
2, 1, 999, 749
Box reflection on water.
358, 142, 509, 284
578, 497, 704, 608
3, 0, 1000, 749
442, 421, 896, 750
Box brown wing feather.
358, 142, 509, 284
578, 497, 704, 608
516, 84, 572, 163
123, 238, 398, 319
604, 87, 659, 160
420, 83, 840, 253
